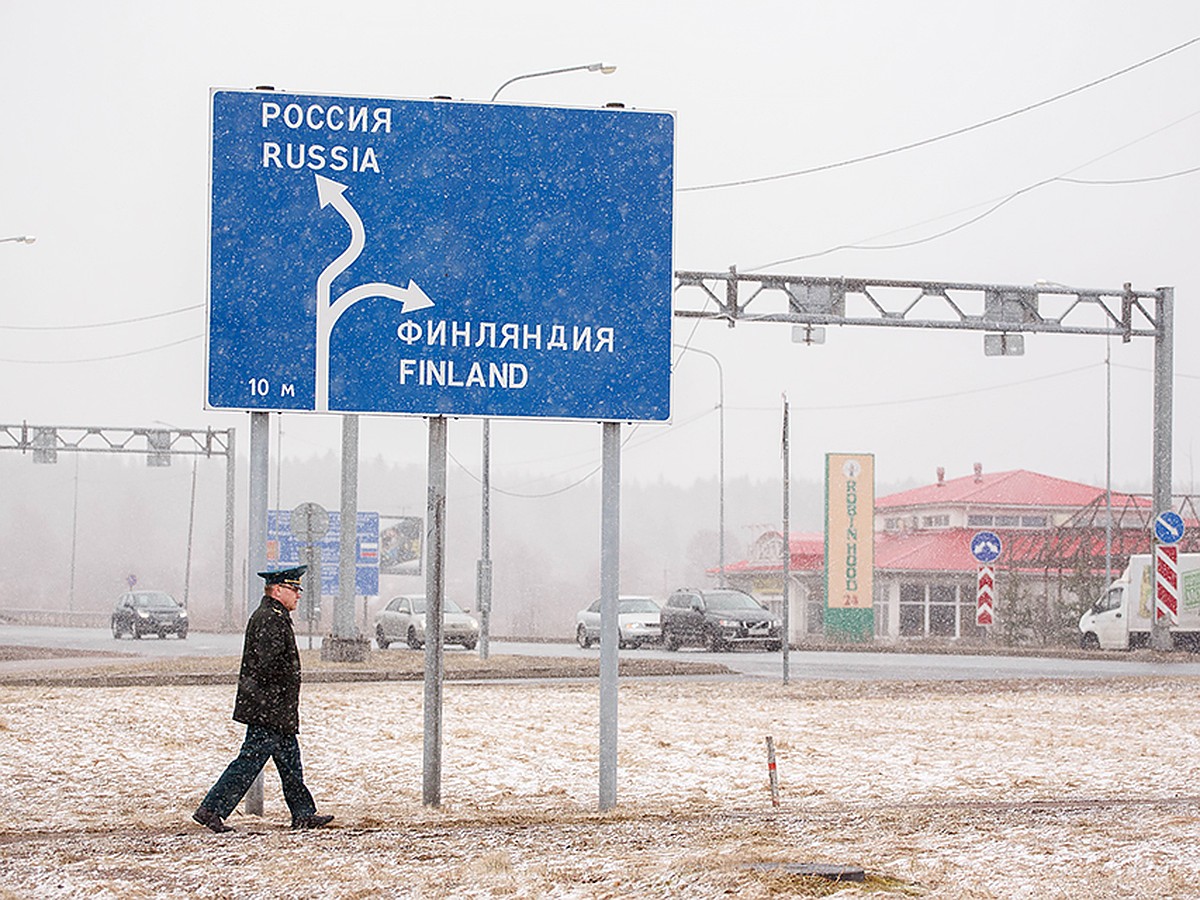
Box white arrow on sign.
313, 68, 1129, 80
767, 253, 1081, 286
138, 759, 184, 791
313, 175, 435, 411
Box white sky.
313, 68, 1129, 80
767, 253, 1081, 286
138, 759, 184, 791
4, 1, 1200, 494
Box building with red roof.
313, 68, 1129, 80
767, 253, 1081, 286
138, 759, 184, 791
719, 464, 1191, 644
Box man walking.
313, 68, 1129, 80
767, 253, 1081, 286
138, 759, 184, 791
192, 565, 333, 832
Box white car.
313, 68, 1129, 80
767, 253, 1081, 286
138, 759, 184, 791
575, 595, 662, 649
375, 594, 479, 650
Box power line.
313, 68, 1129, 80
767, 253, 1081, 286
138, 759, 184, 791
734, 362, 1104, 412
680, 35, 1200, 193
447, 424, 646, 499
749, 95, 1200, 268
0, 334, 202, 364
0, 303, 203, 331
1060, 165, 1200, 185
753, 160, 1200, 269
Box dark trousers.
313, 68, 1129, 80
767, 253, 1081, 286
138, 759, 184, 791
201, 724, 316, 821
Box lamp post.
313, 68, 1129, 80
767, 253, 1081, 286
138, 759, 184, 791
474, 61, 618, 657
1, 235, 36, 245
675, 344, 725, 586
490, 62, 616, 102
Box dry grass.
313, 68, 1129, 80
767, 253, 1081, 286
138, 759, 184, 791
0, 646, 731, 686
3, 653, 1200, 897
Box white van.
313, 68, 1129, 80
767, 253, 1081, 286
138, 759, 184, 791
1078, 553, 1200, 650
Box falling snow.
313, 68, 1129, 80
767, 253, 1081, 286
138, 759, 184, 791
2, 670, 1200, 897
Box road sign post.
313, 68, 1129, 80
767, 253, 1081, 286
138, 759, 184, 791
970, 531, 1002, 637
976, 565, 995, 629
1153, 511, 1185, 634
210, 88, 674, 814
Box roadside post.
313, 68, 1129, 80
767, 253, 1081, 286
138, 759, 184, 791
1153, 511, 1185, 642
971, 531, 1002, 637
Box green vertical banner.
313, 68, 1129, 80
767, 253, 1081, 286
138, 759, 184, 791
824, 453, 875, 641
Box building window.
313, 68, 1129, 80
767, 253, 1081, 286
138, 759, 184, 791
1021, 515, 1048, 528
899, 583, 925, 637
960, 581, 979, 634
995, 515, 1019, 527
921, 515, 950, 528
967, 515, 993, 527
929, 584, 957, 637
884, 517, 899, 531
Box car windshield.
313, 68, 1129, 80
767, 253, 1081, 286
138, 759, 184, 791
408, 598, 465, 614
134, 593, 178, 609
703, 591, 762, 611
618, 598, 659, 613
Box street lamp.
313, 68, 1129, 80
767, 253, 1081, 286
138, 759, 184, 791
475, 61, 619, 658
675, 344, 725, 586
490, 62, 616, 102
1, 235, 36, 245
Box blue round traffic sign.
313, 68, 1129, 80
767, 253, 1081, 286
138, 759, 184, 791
1154, 510, 1185, 545
970, 531, 1003, 563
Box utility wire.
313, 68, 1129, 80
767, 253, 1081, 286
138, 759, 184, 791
0, 334, 201, 364
680, 35, 1200, 193
447, 423, 647, 499
750, 104, 1200, 270
754, 161, 1200, 269
735, 362, 1104, 412
0, 303, 202, 331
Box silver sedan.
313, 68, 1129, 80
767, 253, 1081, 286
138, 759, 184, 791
575, 595, 662, 649
375, 595, 479, 650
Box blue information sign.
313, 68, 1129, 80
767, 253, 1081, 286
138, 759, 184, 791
970, 531, 1003, 564
207, 90, 675, 421
267, 510, 380, 596
1154, 510, 1185, 545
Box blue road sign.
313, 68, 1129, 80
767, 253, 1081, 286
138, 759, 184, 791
970, 531, 1003, 563
207, 90, 675, 422
267, 510, 380, 596
1154, 510, 1185, 545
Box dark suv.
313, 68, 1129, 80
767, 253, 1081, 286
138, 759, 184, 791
111, 590, 188, 639
660, 588, 782, 652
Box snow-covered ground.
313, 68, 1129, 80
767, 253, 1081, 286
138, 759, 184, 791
2, 675, 1199, 897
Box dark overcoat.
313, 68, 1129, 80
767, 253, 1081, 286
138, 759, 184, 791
232, 595, 302, 734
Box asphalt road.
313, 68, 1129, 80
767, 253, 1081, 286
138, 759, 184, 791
6, 624, 1200, 680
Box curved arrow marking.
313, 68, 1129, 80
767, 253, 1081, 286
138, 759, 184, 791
312, 175, 435, 411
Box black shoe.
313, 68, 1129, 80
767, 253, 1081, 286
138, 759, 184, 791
192, 805, 234, 833
291, 813, 334, 830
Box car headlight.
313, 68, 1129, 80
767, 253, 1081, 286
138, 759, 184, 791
137, 610, 150, 618
179, 610, 188, 618
716, 618, 739, 627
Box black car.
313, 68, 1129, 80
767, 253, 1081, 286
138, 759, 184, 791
660, 588, 782, 652
111, 590, 188, 639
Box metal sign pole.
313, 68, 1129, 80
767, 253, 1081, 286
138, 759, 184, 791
781, 396, 790, 684
244, 411, 270, 817
336, 414, 359, 641
422, 417, 447, 807
477, 418, 492, 659
223, 428, 236, 630
599, 421, 620, 810
1151, 288, 1175, 650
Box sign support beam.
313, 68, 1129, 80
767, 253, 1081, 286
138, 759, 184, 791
598, 421, 620, 810
422, 416, 447, 807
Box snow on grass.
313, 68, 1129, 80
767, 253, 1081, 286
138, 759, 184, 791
1, 676, 1200, 897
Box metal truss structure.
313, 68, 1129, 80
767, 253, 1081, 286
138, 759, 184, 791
0, 423, 237, 628
1004, 493, 1200, 573
675, 268, 1177, 647
673, 268, 1163, 339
